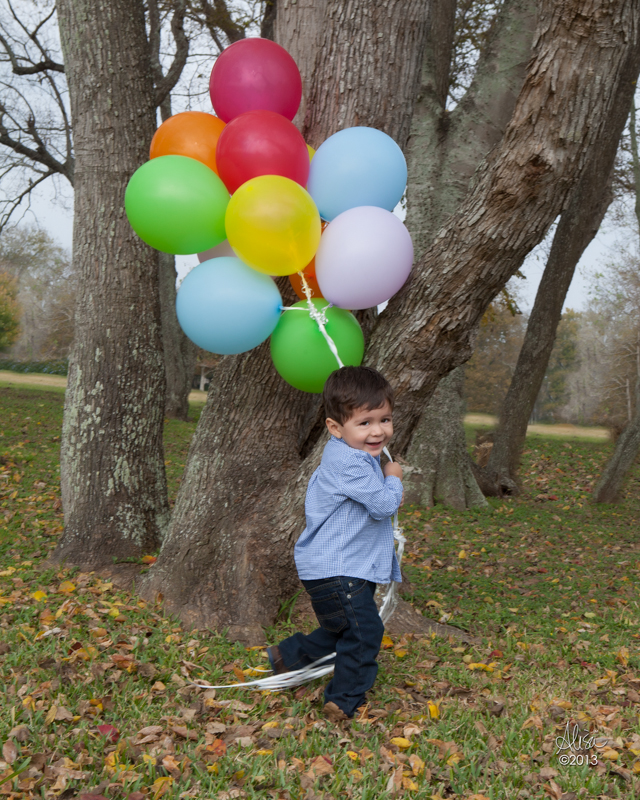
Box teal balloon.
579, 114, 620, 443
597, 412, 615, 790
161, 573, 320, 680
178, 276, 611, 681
176, 257, 282, 354
125, 155, 229, 254
270, 299, 364, 393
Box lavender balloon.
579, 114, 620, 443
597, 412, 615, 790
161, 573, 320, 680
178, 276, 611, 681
197, 239, 235, 263
315, 206, 413, 310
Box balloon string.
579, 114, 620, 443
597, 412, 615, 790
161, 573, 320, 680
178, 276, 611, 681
298, 271, 344, 369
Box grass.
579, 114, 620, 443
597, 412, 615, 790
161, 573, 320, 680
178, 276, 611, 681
0, 386, 639, 800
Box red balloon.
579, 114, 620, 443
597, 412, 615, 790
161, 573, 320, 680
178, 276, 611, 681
216, 110, 309, 194
209, 38, 302, 123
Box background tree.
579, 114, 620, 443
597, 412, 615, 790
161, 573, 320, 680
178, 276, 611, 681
0, 225, 74, 360
0, 269, 19, 351
464, 292, 526, 414
140, 0, 640, 642
529, 309, 579, 422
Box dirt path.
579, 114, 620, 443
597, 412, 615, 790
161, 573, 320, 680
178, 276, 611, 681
465, 412, 609, 440
0, 370, 208, 405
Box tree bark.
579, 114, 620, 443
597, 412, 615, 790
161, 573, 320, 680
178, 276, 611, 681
593, 370, 640, 503
402, 0, 537, 507
142, 0, 640, 642
55, 0, 169, 567
405, 0, 538, 256
403, 367, 487, 509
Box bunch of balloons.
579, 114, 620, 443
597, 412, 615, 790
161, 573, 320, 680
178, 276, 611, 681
125, 38, 413, 394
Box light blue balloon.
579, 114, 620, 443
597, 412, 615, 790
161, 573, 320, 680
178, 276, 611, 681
307, 127, 407, 221
176, 257, 282, 355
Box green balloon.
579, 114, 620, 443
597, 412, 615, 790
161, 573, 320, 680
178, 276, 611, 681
125, 155, 229, 255
270, 299, 364, 393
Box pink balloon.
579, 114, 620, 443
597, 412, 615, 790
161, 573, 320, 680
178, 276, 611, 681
315, 207, 413, 310
209, 38, 302, 123
197, 240, 235, 262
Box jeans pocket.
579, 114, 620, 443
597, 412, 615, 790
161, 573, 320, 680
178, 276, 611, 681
309, 591, 348, 633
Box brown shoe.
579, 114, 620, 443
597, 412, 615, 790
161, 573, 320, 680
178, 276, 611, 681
267, 645, 288, 675
323, 701, 350, 723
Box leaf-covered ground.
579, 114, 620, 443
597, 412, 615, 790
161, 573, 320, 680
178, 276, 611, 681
1, 385, 639, 800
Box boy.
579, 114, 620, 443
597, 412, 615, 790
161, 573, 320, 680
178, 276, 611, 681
267, 366, 403, 722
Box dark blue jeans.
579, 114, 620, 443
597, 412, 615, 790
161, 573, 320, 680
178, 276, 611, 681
275, 576, 384, 717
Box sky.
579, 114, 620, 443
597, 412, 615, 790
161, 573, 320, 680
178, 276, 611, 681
24, 174, 631, 315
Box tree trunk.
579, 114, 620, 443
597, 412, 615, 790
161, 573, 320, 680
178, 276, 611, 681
403, 367, 487, 509
593, 368, 640, 503
593, 423, 640, 503
141, 0, 640, 642
403, 0, 537, 507
55, 0, 169, 568
139, 0, 430, 642
159, 251, 197, 420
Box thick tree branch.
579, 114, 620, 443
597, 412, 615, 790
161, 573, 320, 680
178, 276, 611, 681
261, 0, 277, 40
188, 0, 246, 48
432, 0, 457, 108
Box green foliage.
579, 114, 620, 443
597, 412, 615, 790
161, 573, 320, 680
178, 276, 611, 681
0, 225, 75, 359
0, 270, 20, 351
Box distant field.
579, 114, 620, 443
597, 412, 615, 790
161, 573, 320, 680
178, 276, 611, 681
0, 371, 609, 439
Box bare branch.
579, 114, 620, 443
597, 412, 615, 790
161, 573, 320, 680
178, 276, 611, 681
0, 168, 55, 234
154, 0, 190, 108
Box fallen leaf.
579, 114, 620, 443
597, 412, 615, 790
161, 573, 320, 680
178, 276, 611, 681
306, 755, 334, 778
97, 724, 120, 743
391, 737, 412, 750
170, 725, 198, 741
206, 739, 226, 757
2, 740, 17, 764
408, 753, 425, 776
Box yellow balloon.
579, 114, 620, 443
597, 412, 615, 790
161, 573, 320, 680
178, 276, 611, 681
307, 143, 315, 162
226, 175, 321, 276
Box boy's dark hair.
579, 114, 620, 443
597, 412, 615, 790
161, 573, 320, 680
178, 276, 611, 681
323, 366, 394, 424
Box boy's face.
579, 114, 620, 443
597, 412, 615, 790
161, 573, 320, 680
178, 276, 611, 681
326, 401, 393, 457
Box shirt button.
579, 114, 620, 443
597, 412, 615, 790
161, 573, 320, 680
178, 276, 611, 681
347, 594, 351, 599
348, 582, 353, 587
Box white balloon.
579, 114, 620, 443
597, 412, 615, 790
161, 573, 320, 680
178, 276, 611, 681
315, 206, 413, 310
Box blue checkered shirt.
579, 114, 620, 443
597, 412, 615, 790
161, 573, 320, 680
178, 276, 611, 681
294, 436, 403, 584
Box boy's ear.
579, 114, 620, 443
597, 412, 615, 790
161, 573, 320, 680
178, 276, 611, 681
325, 418, 342, 438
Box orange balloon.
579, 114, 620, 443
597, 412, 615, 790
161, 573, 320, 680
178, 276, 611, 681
289, 221, 328, 299
150, 111, 226, 175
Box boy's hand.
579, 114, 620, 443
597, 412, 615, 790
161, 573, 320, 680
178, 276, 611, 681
384, 462, 403, 481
